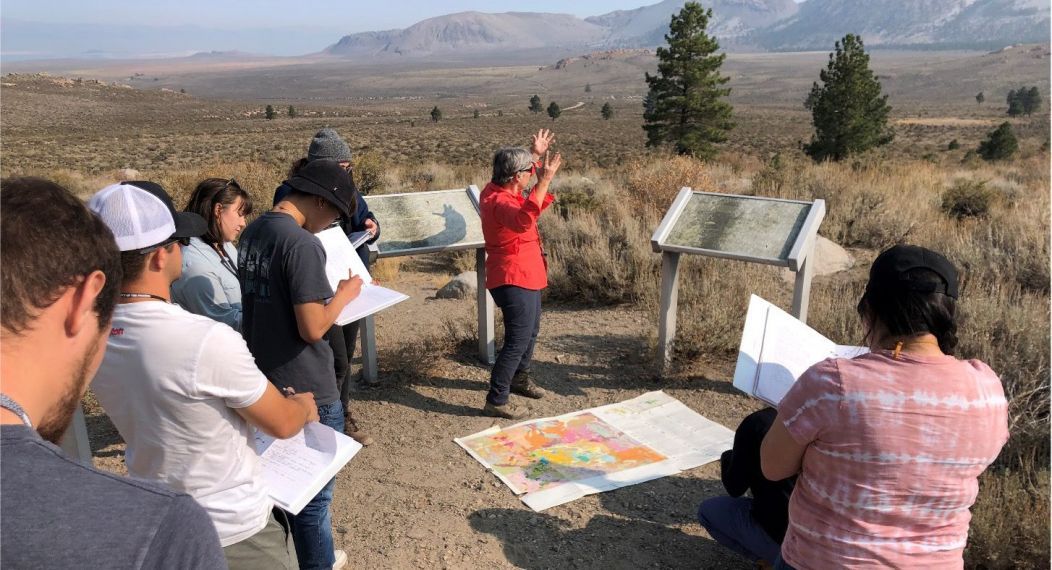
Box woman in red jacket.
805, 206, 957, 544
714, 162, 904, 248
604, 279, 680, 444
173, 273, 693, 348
479, 129, 562, 419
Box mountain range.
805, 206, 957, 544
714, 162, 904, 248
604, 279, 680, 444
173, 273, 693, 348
324, 0, 1049, 58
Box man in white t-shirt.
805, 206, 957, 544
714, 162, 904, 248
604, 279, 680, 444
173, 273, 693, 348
88, 181, 322, 570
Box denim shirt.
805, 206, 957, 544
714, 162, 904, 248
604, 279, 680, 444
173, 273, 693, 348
171, 237, 242, 332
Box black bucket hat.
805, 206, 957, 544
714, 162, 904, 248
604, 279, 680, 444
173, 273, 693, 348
285, 159, 355, 219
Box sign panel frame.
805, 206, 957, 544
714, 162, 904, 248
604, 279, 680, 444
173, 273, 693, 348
650, 187, 826, 372
368, 187, 486, 259
358, 185, 495, 383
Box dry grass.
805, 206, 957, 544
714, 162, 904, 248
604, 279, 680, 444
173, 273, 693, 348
2, 75, 1047, 565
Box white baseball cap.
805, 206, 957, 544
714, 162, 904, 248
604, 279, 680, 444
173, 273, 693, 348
88, 181, 206, 252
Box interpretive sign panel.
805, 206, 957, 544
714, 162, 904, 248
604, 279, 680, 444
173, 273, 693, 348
663, 193, 812, 265
651, 188, 826, 371
368, 188, 485, 258
356, 186, 495, 383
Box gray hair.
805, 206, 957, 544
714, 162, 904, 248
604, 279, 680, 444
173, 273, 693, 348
491, 147, 534, 185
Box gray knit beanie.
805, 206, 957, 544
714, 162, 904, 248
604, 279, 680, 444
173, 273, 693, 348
307, 128, 352, 162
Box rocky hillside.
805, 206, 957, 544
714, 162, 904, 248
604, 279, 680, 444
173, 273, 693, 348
323, 0, 1048, 57
758, 0, 1050, 50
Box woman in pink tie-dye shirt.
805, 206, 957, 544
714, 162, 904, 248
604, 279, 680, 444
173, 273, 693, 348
761, 245, 1009, 570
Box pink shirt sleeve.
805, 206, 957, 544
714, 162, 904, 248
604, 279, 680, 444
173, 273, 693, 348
777, 358, 844, 446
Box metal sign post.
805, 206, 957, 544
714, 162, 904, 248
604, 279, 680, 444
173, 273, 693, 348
651, 187, 826, 373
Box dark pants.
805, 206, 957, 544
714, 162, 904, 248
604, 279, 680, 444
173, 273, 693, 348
697, 496, 782, 564
288, 400, 344, 569
324, 322, 360, 409
487, 285, 542, 405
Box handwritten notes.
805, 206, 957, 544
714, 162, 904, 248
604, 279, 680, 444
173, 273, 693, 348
255, 422, 362, 514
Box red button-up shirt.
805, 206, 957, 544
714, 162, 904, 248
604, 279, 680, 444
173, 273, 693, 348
479, 180, 555, 290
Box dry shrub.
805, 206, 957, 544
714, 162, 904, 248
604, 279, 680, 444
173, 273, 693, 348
965, 468, 1050, 569
544, 176, 661, 306
942, 179, 997, 219
623, 154, 719, 210
371, 258, 403, 283
352, 151, 389, 196
956, 283, 1050, 470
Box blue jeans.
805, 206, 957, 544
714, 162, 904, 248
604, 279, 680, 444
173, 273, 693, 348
487, 285, 542, 405
697, 496, 782, 565
289, 400, 344, 569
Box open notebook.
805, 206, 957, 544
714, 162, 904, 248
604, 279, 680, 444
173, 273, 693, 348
316, 227, 409, 326
732, 295, 867, 406
254, 423, 362, 515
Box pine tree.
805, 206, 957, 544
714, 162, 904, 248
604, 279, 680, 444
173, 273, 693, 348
430, 106, 442, 122
547, 102, 561, 121
265, 105, 276, 120
975, 92, 984, 106
287, 105, 296, 118
529, 95, 543, 113
1007, 89, 1024, 117
977, 122, 1018, 161
1023, 86, 1041, 116
804, 34, 893, 162
601, 102, 614, 120
473, 109, 480, 119
642, 2, 733, 159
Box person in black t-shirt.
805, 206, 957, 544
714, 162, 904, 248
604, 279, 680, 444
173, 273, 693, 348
698, 408, 796, 566
0, 177, 225, 569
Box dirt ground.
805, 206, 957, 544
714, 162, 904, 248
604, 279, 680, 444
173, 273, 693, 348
85, 258, 765, 569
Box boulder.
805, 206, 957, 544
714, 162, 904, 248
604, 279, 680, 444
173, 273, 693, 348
116, 168, 140, 180
781, 236, 854, 284
437, 271, 478, 299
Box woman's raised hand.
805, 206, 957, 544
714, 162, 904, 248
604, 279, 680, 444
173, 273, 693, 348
530, 129, 555, 157
538, 151, 562, 182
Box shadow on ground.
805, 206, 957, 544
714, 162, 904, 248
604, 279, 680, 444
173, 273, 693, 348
469, 475, 749, 569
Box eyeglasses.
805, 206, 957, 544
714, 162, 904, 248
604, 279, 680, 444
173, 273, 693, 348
518, 165, 536, 176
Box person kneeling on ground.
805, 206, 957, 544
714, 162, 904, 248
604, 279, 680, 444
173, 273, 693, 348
479, 129, 561, 420
697, 408, 795, 568
1, 177, 226, 569
761, 245, 1009, 570
239, 159, 364, 570
88, 180, 319, 570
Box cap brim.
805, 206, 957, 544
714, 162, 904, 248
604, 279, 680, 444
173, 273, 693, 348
286, 178, 352, 219
171, 211, 207, 238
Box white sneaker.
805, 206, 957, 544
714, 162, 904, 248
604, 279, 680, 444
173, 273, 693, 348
333, 549, 348, 569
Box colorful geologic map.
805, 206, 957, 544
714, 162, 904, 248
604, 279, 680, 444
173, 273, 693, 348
460, 412, 667, 495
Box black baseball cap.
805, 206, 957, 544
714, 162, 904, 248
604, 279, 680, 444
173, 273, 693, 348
865, 245, 959, 299
285, 159, 356, 219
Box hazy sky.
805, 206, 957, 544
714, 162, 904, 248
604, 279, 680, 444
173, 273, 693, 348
1, 1, 810, 60
2, 1, 656, 32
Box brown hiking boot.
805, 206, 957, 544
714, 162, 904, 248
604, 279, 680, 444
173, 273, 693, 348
344, 413, 374, 446
483, 401, 528, 420
510, 371, 545, 399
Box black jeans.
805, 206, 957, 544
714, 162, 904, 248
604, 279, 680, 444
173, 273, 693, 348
324, 321, 360, 410
487, 285, 542, 405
